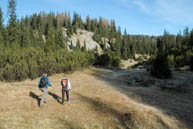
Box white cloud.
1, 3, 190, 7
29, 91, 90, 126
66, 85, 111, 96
127, 0, 193, 26
132, 0, 152, 14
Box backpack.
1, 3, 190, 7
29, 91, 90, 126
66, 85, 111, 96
40, 78, 46, 87
62, 79, 68, 88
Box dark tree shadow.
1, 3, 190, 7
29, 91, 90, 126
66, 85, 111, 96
89, 68, 193, 129
29, 91, 41, 107
48, 91, 61, 103
74, 93, 132, 129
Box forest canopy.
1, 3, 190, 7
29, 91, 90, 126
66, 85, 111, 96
0, 0, 193, 81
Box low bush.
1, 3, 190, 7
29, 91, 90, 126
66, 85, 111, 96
95, 51, 121, 68
190, 56, 193, 71
150, 55, 172, 79
111, 56, 121, 67
0, 47, 95, 81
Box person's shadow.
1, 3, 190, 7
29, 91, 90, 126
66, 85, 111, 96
29, 92, 41, 107
48, 91, 61, 104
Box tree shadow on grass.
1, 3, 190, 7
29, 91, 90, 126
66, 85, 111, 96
29, 91, 41, 107
74, 92, 132, 128
90, 68, 193, 129
48, 91, 61, 104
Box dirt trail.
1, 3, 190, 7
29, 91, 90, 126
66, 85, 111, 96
0, 67, 192, 129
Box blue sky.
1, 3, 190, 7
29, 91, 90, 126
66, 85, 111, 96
0, 0, 193, 35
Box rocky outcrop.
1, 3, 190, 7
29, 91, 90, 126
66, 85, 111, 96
120, 59, 138, 69
65, 29, 111, 54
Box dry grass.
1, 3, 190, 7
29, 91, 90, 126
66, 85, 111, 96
0, 67, 192, 129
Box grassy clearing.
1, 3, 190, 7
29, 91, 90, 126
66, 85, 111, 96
0, 67, 192, 129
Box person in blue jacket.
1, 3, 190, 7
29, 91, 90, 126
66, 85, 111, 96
38, 73, 52, 106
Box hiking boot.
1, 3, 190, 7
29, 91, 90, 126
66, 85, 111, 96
40, 102, 43, 108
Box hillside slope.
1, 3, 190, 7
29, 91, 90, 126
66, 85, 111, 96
0, 67, 192, 129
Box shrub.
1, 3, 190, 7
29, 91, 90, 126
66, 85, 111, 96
95, 50, 121, 68
0, 68, 4, 81
175, 55, 185, 67
0, 47, 96, 82
127, 65, 135, 70
3, 64, 15, 81
186, 50, 193, 64
191, 56, 193, 71
111, 56, 121, 67
136, 56, 144, 62
167, 54, 175, 67
13, 61, 29, 81
45, 56, 57, 75
95, 53, 111, 66
150, 55, 172, 79
28, 60, 39, 79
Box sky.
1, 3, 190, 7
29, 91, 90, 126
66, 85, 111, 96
0, 0, 193, 36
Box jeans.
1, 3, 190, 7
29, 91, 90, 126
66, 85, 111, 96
62, 90, 70, 103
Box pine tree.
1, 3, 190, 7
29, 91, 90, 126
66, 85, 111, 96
0, 8, 4, 46
95, 45, 99, 56
20, 17, 30, 48
86, 16, 91, 31
36, 14, 41, 32
39, 12, 47, 34
110, 19, 116, 33
157, 37, 164, 55
55, 16, 61, 30
82, 40, 87, 51
70, 41, 73, 49
76, 39, 81, 49
72, 12, 79, 31
64, 12, 69, 27
176, 31, 183, 49
55, 28, 65, 48
182, 27, 189, 50
121, 29, 128, 59
189, 29, 193, 50
29, 28, 38, 47
150, 36, 172, 78
131, 44, 136, 59
91, 18, 98, 32
46, 13, 55, 47
31, 13, 37, 30
78, 16, 84, 29
7, 0, 20, 47
114, 27, 122, 57
127, 45, 131, 58
66, 14, 73, 36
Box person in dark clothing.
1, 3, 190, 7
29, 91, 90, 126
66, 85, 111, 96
61, 77, 71, 104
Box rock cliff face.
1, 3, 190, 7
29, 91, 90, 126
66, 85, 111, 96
65, 29, 108, 54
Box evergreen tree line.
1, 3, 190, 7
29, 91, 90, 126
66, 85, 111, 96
150, 30, 193, 78
0, 3, 157, 57
92, 19, 157, 60
0, 0, 95, 81
0, 0, 158, 82
0, 0, 192, 81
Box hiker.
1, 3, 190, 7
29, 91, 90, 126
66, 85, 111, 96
61, 77, 71, 104
38, 73, 52, 106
